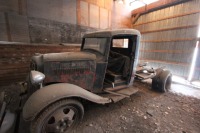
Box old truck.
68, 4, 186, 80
20, 29, 171, 133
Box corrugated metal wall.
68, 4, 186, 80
133, 0, 200, 80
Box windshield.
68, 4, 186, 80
83, 38, 109, 54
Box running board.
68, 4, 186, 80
104, 90, 130, 97
101, 86, 138, 103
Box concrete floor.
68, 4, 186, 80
170, 83, 200, 99
172, 75, 200, 91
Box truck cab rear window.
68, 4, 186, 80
112, 39, 128, 48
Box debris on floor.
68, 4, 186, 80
74, 81, 200, 133
1, 81, 200, 133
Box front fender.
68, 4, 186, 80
23, 83, 111, 121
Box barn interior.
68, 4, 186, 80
0, 0, 200, 133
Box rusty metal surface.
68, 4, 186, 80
43, 52, 96, 62
92, 62, 107, 93
29, 29, 141, 92
100, 86, 138, 103
32, 52, 97, 90
23, 83, 112, 121
83, 29, 141, 38
44, 59, 96, 90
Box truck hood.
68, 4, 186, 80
43, 52, 96, 62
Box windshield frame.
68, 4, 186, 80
81, 37, 110, 56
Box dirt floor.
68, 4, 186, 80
1, 81, 200, 133
73, 81, 200, 133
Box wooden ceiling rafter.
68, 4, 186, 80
131, 0, 191, 16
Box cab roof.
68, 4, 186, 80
83, 29, 141, 38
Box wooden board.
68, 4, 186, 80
0, 43, 80, 86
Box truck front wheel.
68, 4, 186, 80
30, 99, 84, 133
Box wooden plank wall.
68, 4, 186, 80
133, 0, 200, 80
0, 44, 80, 86
77, 0, 112, 29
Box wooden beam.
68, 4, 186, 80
141, 25, 198, 34
0, 78, 26, 86
0, 68, 29, 75
4, 13, 12, 41
132, 13, 141, 25
133, 10, 200, 26
76, 0, 81, 26
139, 58, 200, 71
0, 64, 29, 70
18, 0, 23, 15
141, 38, 197, 43
140, 58, 189, 66
140, 49, 193, 54
132, 0, 190, 16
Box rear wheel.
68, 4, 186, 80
31, 99, 84, 133
152, 70, 172, 92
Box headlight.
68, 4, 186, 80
30, 71, 45, 85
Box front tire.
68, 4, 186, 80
31, 99, 84, 133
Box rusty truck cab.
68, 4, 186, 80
22, 29, 141, 133
81, 29, 141, 93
